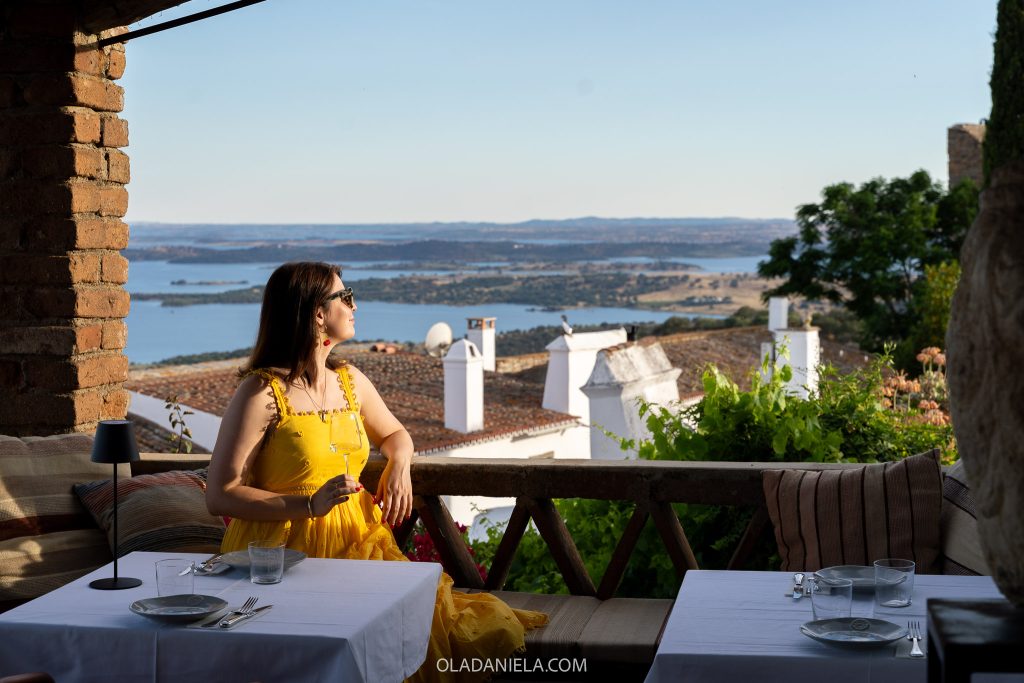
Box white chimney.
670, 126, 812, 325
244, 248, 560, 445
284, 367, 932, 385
542, 328, 627, 422
773, 328, 820, 398
582, 342, 681, 460
466, 317, 496, 372
443, 339, 484, 433
768, 297, 789, 332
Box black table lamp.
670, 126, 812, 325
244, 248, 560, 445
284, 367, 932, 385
89, 420, 143, 590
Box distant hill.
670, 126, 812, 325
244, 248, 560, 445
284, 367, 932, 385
128, 217, 796, 251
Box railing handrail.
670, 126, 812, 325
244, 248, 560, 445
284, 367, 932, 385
136, 454, 869, 597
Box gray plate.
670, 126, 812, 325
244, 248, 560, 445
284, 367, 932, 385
220, 548, 307, 571
800, 617, 907, 649
130, 594, 228, 623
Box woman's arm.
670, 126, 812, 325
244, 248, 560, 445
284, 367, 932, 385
206, 375, 356, 520
349, 364, 414, 526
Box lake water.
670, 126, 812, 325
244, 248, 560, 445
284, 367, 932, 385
123, 259, 761, 364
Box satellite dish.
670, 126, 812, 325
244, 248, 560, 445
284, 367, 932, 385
424, 322, 453, 358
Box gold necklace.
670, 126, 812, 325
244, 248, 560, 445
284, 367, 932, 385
296, 376, 329, 423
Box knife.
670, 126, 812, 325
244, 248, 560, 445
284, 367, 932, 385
220, 604, 273, 628
197, 553, 224, 570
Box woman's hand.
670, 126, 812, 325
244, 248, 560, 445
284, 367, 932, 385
375, 458, 412, 527
309, 474, 362, 518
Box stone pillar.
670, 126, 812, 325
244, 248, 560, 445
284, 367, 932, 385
465, 317, 495, 372
948, 123, 986, 188
582, 342, 681, 460
0, 3, 131, 435
767, 296, 789, 332
542, 328, 627, 422
443, 339, 484, 433
773, 328, 820, 398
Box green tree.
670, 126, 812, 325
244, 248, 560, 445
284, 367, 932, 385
983, 0, 1024, 183
905, 261, 961, 362
758, 171, 978, 364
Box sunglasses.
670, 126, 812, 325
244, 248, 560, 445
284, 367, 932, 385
325, 287, 355, 308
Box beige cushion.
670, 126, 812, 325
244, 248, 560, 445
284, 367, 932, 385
74, 469, 225, 556
578, 598, 674, 663
762, 449, 943, 574
0, 434, 118, 611
488, 591, 600, 660
940, 460, 990, 575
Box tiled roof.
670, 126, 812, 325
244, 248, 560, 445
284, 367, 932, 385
126, 327, 869, 454
126, 349, 577, 455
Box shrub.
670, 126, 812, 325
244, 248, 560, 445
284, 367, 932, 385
469, 349, 954, 598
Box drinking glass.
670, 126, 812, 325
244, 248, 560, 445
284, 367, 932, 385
330, 412, 365, 475
155, 559, 194, 596
874, 559, 915, 607
808, 575, 853, 620
248, 540, 285, 585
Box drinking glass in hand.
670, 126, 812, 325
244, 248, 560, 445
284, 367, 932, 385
331, 411, 364, 475
248, 540, 285, 585
809, 575, 853, 620
874, 559, 915, 607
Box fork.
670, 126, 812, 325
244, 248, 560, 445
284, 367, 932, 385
201, 596, 258, 628
908, 620, 925, 658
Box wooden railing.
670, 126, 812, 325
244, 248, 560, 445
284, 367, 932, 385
360, 457, 865, 599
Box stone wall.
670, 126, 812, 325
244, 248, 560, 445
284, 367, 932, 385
948, 123, 986, 188
0, 3, 131, 434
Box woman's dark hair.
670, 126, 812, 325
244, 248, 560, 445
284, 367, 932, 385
242, 261, 341, 384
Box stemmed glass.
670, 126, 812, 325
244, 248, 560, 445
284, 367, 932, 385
330, 411, 365, 475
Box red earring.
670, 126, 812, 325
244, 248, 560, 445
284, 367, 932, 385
323, 338, 331, 347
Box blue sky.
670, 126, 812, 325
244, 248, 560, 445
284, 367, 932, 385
121, 0, 997, 224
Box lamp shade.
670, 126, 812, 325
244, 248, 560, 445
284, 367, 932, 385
91, 420, 140, 464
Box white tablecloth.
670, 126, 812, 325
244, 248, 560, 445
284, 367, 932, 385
0, 551, 441, 683
645, 570, 1009, 683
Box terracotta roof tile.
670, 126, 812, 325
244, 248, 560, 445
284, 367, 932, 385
126, 327, 868, 454
126, 349, 576, 455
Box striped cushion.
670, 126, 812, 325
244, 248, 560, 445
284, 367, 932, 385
0, 434, 118, 611
762, 450, 943, 574
940, 460, 990, 575
74, 469, 225, 557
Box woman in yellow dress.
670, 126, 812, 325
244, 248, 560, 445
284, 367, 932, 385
206, 261, 546, 681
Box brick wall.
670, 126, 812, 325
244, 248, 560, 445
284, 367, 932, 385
948, 123, 986, 188
0, 2, 131, 434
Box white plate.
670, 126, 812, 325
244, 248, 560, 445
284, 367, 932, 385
801, 618, 907, 649
816, 565, 877, 590
220, 548, 307, 571
130, 594, 228, 624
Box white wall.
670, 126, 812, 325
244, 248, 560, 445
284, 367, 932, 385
128, 391, 222, 451
430, 421, 591, 531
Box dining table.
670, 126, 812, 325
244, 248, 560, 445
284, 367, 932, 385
644, 569, 1018, 683
0, 551, 442, 683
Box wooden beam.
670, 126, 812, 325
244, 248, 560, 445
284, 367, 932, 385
484, 501, 531, 590
416, 495, 485, 589
363, 457, 858, 505
525, 497, 596, 596
392, 508, 420, 549
597, 503, 649, 600
650, 502, 699, 576
727, 506, 770, 570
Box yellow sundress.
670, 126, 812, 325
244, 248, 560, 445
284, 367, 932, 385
221, 366, 547, 682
